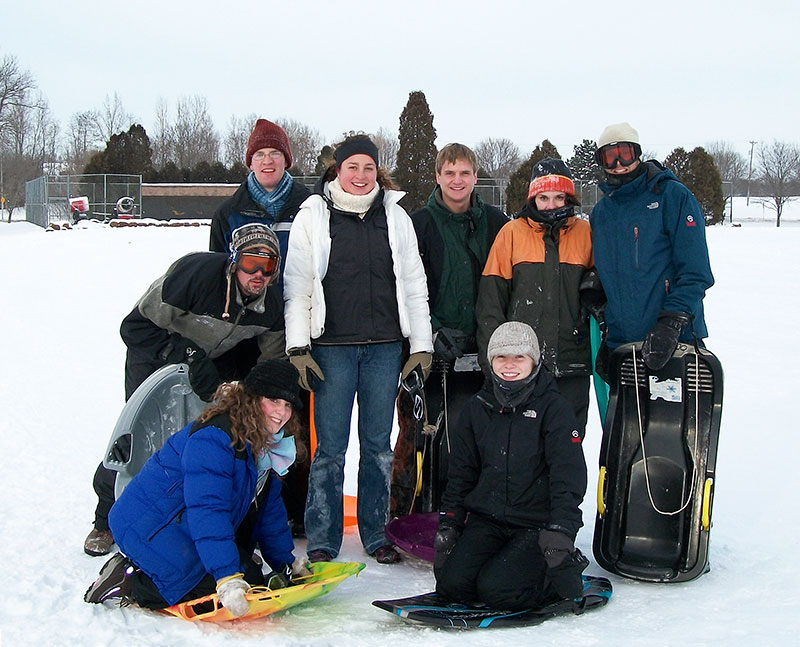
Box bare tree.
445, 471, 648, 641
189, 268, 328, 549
276, 118, 322, 175
150, 98, 174, 169
91, 92, 132, 142
705, 141, 748, 193
372, 127, 399, 171
0, 55, 37, 142
172, 95, 220, 169
64, 110, 101, 173
223, 113, 258, 168
757, 140, 800, 227
474, 137, 521, 179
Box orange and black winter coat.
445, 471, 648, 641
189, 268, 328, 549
476, 213, 594, 378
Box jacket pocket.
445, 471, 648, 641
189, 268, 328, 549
147, 507, 185, 542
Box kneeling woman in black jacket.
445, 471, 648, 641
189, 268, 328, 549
434, 321, 588, 610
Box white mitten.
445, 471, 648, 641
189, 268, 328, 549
292, 556, 313, 579
216, 573, 250, 618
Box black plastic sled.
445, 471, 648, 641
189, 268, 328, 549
103, 363, 205, 497
392, 354, 484, 517
372, 575, 612, 629
593, 342, 723, 582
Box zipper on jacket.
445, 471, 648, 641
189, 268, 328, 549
633, 225, 639, 269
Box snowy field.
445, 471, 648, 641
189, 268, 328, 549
1, 197, 799, 646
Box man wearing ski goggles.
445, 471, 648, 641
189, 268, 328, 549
595, 141, 642, 171
237, 251, 279, 276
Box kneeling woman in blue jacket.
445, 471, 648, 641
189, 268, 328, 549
434, 322, 589, 610
85, 359, 306, 617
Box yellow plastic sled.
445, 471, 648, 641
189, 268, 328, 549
161, 561, 365, 622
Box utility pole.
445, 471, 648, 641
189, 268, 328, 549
746, 140, 757, 206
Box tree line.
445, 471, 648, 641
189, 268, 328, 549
2, 53, 799, 225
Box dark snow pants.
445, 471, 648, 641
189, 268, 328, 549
434, 514, 552, 611
554, 374, 590, 439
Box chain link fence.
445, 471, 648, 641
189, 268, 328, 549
24, 174, 142, 228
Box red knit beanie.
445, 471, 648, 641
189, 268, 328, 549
246, 119, 293, 168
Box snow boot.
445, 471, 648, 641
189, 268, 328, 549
83, 528, 114, 557
84, 552, 136, 604
371, 545, 402, 564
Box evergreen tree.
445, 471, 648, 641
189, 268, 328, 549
83, 124, 155, 180
665, 146, 724, 225
314, 145, 334, 174
505, 140, 561, 215
189, 160, 213, 183
567, 139, 600, 185
227, 161, 248, 183
395, 91, 437, 212
664, 147, 691, 179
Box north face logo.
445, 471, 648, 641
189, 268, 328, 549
647, 202, 659, 209
522, 410, 537, 418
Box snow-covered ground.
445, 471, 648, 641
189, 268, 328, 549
1, 198, 799, 646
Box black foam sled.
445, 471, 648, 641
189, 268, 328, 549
372, 575, 612, 628
593, 342, 723, 582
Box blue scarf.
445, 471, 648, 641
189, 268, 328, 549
247, 171, 293, 221
255, 430, 297, 495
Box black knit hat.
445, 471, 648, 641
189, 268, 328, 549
243, 359, 303, 409
334, 135, 379, 167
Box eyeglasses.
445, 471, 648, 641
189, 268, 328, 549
596, 142, 641, 170
237, 253, 279, 276
252, 150, 284, 162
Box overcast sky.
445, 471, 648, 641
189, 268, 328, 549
3, 0, 797, 160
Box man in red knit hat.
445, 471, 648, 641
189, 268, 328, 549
209, 118, 311, 280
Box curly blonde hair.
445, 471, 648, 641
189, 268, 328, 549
196, 382, 303, 458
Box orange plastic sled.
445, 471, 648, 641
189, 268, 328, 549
161, 561, 365, 622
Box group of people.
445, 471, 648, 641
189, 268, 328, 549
84, 118, 714, 616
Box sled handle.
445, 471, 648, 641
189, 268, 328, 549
701, 477, 713, 531
597, 466, 607, 517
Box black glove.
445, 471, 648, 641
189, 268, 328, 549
433, 327, 466, 362
185, 345, 221, 401
579, 268, 607, 324
594, 339, 610, 383
433, 513, 463, 570
642, 310, 693, 371
265, 563, 294, 590
538, 528, 589, 600
160, 333, 192, 364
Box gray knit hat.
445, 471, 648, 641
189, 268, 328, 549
596, 122, 640, 148
487, 321, 541, 365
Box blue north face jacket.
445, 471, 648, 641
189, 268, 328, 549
590, 161, 714, 348
109, 414, 295, 605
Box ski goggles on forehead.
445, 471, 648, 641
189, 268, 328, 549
237, 253, 279, 275
596, 142, 642, 169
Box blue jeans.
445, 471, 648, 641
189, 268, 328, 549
305, 342, 403, 556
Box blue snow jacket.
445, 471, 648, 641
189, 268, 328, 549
108, 414, 295, 605
590, 161, 714, 348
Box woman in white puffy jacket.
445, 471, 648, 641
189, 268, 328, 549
283, 134, 433, 564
